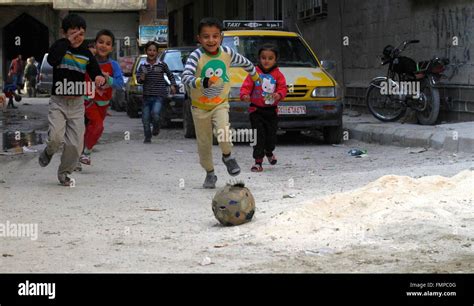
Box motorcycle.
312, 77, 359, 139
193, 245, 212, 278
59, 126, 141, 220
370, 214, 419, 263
366, 40, 449, 125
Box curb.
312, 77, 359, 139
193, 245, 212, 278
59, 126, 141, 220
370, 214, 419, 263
344, 121, 474, 153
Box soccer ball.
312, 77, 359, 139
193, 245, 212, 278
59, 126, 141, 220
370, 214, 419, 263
212, 182, 255, 226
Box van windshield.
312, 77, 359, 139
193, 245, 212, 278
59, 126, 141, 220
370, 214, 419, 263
222, 36, 319, 68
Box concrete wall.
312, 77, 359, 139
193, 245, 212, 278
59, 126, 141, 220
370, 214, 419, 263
167, 0, 252, 46
281, 0, 474, 122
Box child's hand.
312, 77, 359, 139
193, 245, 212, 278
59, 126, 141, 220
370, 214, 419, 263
170, 85, 177, 95
67, 29, 84, 46
95, 75, 106, 88
272, 93, 281, 101
242, 95, 251, 102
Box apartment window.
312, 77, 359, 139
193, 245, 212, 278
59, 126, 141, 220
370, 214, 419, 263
246, 0, 254, 19
183, 3, 194, 45
274, 0, 282, 20
156, 0, 167, 19
169, 10, 178, 47
297, 0, 328, 20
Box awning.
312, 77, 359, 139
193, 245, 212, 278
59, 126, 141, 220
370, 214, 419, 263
52, 0, 146, 11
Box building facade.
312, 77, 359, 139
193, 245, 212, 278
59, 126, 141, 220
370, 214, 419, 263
0, 0, 167, 84
166, 0, 474, 122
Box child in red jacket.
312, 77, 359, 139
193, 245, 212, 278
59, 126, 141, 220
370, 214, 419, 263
240, 44, 287, 172
79, 29, 124, 167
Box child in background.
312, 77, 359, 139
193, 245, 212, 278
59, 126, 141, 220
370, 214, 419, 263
240, 44, 287, 172
79, 30, 124, 166
38, 13, 105, 186
137, 41, 177, 143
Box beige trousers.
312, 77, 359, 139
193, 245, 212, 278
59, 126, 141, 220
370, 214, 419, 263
46, 95, 85, 176
192, 102, 233, 172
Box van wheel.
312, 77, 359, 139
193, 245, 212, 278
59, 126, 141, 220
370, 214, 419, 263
323, 125, 343, 144
126, 100, 139, 118
183, 98, 195, 138
160, 105, 171, 128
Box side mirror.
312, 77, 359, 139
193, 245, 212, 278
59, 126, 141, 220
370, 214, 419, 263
321, 60, 336, 71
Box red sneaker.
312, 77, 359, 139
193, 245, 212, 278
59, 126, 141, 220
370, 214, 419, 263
251, 164, 263, 172
267, 154, 277, 165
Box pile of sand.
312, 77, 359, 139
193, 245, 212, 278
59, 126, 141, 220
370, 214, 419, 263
254, 170, 474, 253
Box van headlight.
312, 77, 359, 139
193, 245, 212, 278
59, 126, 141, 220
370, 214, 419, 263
229, 87, 241, 99
311, 87, 336, 98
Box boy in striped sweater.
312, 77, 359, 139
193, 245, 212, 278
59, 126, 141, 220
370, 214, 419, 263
38, 14, 105, 186
138, 41, 177, 143
182, 18, 260, 189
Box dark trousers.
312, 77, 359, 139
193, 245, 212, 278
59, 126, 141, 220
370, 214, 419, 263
249, 107, 278, 160
142, 95, 163, 139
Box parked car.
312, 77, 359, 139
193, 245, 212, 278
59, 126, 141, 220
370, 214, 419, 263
182, 23, 343, 143
37, 53, 53, 94
125, 47, 195, 126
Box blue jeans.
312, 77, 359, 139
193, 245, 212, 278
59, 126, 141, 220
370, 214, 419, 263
142, 96, 163, 139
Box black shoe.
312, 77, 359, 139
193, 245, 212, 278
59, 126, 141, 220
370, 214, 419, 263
39, 149, 53, 167
222, 155, 241, 176
152, 126, 160, 136
144, 137, 151, 143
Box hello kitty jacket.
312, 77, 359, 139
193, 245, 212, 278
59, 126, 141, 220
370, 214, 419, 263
240, 65, 287, 113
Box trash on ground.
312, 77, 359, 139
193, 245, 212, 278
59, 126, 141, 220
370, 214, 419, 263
200, 256, 213, 266
283, 194, 297, 199
348, 149, 367, 156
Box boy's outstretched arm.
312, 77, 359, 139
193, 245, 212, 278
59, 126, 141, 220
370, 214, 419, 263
109, 61, 125, 89
240, 75, 254, 102
182, 51, 203, 89
86, 55, 105, 87
163, 62, 177, 94
225, 46, 260, 82
47, 39, 70, 67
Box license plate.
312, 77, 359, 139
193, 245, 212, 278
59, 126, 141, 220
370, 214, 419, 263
278, 105, 306, 115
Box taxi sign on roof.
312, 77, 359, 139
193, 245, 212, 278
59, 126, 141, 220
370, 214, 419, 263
223, 20, 284, 30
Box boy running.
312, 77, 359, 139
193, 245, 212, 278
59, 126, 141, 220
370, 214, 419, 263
182, 17, 260, 188
138, 41, 177, 143
38, 14, 105, 186
79, 29, 124, 166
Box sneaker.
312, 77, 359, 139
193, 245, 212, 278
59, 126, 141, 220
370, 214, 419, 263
38, 149, 53, 167
152, 125, 160, 136
267, 154, 277, 165
58, 173, 74, 187
203, 173, 217, 189
144, 137, 151, 143
251, 164, 263, 172
222, 155, 241, 176
79, 154, 91, 165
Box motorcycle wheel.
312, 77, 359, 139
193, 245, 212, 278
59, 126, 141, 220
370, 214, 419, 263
415, 78, 440, 125
366, 79, 406, 122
